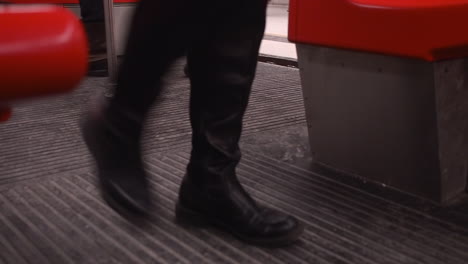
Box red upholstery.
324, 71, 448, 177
0, 5, 87, 121
288, 0, 468, 61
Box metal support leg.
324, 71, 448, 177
103, 0, 118, 81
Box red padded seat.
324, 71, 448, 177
0, 5, 87, 121
289, 0, 468, 61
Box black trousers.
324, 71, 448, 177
79, 0, 104, 23
109, 0, 268, 174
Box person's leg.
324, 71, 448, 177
79, 0, 107, 76
79, 0, 105, 23
82, 0, 191, 217
177, 0, 303, 247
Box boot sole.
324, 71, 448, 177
175, 202, 304, 248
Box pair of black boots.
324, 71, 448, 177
81, 0, 303, 247
82, 99, 303, 247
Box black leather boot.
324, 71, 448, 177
177, 166, 304, 247
176, 0, 304, 247
81, 98, 151, 218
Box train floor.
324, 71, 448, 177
2, 62, 468, 264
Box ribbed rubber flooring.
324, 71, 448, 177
2, 151, 468, 264
2, 62, 468, 263
0, 62, 305, 186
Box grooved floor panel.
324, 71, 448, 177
0, 62, 305, 186
1, 151, 468, 264
3, 62, 468, 263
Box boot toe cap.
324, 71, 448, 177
102, 178, 152, 217
260, 208, 304, 237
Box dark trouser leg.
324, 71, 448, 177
79, 0, 106, 76
111, 0, 189, 116
79, 0, 105, 53
79, 0, 104, 23
82, 0, 189, 217
177, 0, 304, 247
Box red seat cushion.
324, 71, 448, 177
0, 5, 87, 102
289, 0, 468, 61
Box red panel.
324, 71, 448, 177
353, 0, 468, 8
0, 5, 88, 102
287, 0, 297, 43
288, 0, 468, 61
